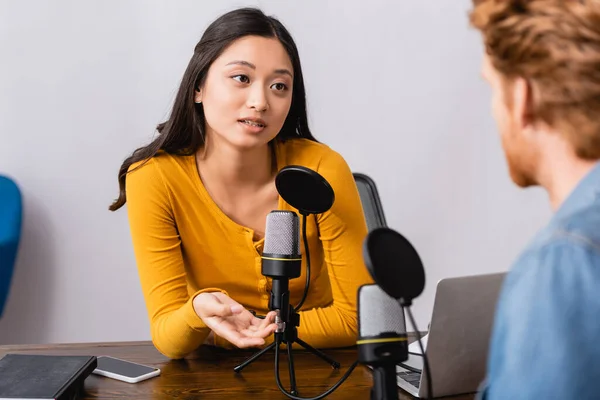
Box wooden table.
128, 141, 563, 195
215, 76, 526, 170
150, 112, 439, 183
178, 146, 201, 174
0, 341, 476, 399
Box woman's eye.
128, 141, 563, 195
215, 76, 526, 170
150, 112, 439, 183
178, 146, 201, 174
232, 75, 250, 84
271, 82, 288, 91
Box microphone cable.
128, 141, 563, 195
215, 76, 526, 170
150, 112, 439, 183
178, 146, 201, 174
273, 335, 359, 400
401, 301, 432, 400
294, 213, 310, 312
278, 213, 358, 399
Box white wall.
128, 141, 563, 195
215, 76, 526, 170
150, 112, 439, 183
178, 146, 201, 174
0, 0, 551, 345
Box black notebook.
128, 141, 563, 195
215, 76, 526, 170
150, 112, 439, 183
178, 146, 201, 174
0, 354, 97, 400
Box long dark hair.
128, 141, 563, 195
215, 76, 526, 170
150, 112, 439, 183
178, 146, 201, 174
109, 7, 316, 211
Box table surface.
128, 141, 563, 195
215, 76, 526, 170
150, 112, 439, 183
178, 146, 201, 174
0, 340, 476, 399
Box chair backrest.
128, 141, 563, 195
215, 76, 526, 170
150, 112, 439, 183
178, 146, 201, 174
353, 173, 387, 232
0, 175, 22, 318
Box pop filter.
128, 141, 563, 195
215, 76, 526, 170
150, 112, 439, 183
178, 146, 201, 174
363, 227, 425, 304
275, 165, 335, 215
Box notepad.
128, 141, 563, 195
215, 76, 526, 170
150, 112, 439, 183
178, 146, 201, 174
0, 354, 97, 400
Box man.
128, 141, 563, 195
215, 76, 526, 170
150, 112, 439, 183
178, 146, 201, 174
470, 1, 600, 398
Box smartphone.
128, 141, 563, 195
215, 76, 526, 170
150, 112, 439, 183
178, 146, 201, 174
92, 356, 161, 383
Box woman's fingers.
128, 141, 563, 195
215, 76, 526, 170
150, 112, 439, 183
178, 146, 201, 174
241, 322, 277, 338
264, 311, 277, 324
207, 313, 275, 348
219, 329, 265, 348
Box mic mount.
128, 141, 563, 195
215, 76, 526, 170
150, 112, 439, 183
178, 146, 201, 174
261, 249, 301, 330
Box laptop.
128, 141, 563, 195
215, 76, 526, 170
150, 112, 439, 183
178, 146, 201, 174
396, 272, 506, 398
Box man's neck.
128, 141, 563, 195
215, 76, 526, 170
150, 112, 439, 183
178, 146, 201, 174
538, 139, 598, 211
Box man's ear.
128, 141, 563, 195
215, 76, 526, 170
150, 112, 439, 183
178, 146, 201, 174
511, 77, 535, 132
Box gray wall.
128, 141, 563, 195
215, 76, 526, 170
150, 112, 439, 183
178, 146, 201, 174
0, 0, 551, 344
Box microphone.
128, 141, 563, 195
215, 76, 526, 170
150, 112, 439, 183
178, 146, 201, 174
261, 210, 302, 329
357, 284, 408, 400
235, 169, 350, 399
362, 227, 431, 400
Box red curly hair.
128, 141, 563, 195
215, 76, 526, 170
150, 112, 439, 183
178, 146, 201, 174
470, 0, 600, 159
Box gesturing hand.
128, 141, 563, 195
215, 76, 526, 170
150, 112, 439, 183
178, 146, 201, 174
194, 292, 277, 348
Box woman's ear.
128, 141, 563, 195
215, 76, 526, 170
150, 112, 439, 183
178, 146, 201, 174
195, 88, 202, 104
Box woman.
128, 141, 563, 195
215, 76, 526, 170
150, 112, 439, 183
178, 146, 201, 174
110, 7, 372, 359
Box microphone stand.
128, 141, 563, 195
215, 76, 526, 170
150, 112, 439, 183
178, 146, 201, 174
234, 213, 340, 396
371, 367, 400, 400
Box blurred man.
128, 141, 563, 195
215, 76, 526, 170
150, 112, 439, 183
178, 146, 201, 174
470, 1, 600, 398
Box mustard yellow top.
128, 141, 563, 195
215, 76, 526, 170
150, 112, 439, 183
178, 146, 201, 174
125, 138, 373, 359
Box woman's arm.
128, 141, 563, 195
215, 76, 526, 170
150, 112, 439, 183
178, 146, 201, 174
296, 149, 374, 348
126, 158, 217, 359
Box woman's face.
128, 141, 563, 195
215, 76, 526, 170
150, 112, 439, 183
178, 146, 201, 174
197, 35, 294, 150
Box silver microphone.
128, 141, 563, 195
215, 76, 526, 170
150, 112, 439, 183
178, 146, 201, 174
357, 284, 408, 400
358, 284, 406, 338
263, 210, 301, 256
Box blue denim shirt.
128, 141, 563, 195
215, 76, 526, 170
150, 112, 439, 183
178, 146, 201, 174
480, 162, 600, 400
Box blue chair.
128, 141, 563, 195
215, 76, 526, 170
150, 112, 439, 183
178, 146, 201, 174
0, 175, 22, 318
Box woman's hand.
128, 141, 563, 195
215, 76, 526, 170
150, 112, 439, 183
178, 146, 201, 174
194, 292, 277, 348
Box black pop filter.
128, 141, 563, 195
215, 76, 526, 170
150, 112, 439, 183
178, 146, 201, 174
275, 165, 335, 215
363, 227, 425, 304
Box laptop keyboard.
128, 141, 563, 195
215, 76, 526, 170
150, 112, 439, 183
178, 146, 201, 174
398, 371, 421, 388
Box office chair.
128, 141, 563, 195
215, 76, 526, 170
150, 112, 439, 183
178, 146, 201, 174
353, 173, 410, 334
0, 175, 22, 318
353, 172, 387, 232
